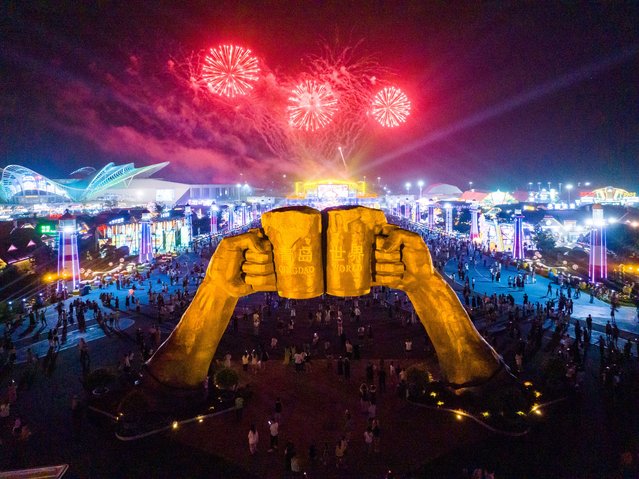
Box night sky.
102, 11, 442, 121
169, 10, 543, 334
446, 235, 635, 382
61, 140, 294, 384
1, 1, 638, 190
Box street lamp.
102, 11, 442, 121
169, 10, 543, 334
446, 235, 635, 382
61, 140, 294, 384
405, 182, 411, 195
566, 184, 573, 206
417, 180, 424, 198
469, 181, 474, 192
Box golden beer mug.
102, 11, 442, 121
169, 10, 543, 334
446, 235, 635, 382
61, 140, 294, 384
261, 206, 324, 299
325, 206, 387, 296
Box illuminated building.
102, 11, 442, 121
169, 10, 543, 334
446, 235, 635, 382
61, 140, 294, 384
0, 162, 257, 208
581, 186, 637, 205
97, 212, 191, 257
287, 179, 376, 207
0, 162, 169, 204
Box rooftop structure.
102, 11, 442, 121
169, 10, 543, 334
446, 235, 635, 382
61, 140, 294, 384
0, 162, 169, 204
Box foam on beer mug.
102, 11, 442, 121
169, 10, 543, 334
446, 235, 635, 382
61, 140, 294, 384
325, 206, 387, 297
261, 206, 324, 299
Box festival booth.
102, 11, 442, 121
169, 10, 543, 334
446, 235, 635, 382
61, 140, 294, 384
96, 210, 192, 257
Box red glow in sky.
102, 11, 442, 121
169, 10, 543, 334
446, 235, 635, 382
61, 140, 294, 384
1, 2, 637, 188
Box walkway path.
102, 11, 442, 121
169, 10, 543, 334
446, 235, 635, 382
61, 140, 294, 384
443, 257, 639, 336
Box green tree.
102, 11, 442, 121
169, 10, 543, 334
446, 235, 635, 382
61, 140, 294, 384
532, 225, 556, 252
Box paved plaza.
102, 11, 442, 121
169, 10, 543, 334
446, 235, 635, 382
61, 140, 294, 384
444, 256, 639, 341
0, 245, 638, 478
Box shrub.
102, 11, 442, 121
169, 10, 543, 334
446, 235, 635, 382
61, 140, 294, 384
484, 386, 530, 416
215, 368, 239, 391
405, 366, 430, 393
83, 368, 116, 392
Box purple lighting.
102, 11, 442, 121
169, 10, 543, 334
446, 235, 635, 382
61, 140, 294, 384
513, 210, 524, 260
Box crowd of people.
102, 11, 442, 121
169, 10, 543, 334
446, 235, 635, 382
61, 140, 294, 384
1, 219, 639, 477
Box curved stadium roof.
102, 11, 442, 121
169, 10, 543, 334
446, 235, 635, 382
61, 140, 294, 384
0, 162, 168, 203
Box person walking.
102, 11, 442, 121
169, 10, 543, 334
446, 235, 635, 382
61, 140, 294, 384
335, 436, 347, 468
268, 418, 279, 452
248, 424, 259, 455
612, 323, 620, 347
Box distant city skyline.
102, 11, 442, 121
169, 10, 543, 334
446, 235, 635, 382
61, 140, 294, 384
1, 1, 638, 189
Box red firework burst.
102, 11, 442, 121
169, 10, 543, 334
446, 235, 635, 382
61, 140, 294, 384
288, 80, 338, 131
371, 86, 411, 127
202, 45, 260, 98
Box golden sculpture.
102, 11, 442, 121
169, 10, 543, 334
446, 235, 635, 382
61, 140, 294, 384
146, 206, 504, 390
261, 206, 324, 299
325, 206, 386, 297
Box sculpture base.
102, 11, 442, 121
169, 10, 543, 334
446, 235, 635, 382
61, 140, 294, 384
87, 369, 240, 441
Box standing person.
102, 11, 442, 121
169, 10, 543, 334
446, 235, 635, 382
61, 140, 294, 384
389, 361, 396, 388
372, 418, 381, 453
284, 441, 296, 472
343, 356, 351, 381
248, 424, 259, 455
274, 397, 283, 423
235, 395, 244, 421
79, 338, 90, 375
335, 436, 347, 469
515, 352, 523, 373
242, 351, 250, 372
586, 314, 593, 335
268, 418, 279, 452
364, 426, 374, 455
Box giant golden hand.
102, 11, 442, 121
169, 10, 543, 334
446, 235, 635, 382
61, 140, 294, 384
146, 205, 505, 392
374, 225, 504, 388
146, 228, 276, 388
